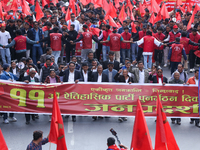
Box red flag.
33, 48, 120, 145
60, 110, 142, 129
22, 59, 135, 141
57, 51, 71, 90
127, 0, 133, 11
155, 93, 180, 150
0, 129, 8, 150
130, 99, 153, 150
102, 0, 110, 13
187, 3, 192, 12
49, 91, 67, 150
156, 0, 162, 4
187, 4, 199, 30
71, 1, 76, 16
179, 5, 185, 13
149, 13, 156, 25
94, 0, 103, 8
65, 8, 71, 22
35, 1, 44, 21
118, 4, 127, 24
90, 27, 100, 36
0, 2, 4, 21
151, 0, 160, 13
154, 12, 162, 24
139, 3, 145, 17
160, 3, 170, 20
176, 0, 182, 6
115, 0, 120, 8
79, 0, 89, 6
26, 0, 34, 5
77, 4, 81, 16
176, 12, 181, 23
42, 0, 48, 7
105, 3, 117, 20
2, 0, 12, 12
22, 0, 31, 16
108, 15, 119, 28
10, 0, 18, 12
130, 9, 135, 21
131, 22, 137, 33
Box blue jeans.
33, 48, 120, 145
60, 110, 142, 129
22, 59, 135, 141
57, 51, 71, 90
32, 46, 43, 65
143, 55, 152, 69
0, 48, 11, 65
102, 45, 110, 61
121, 49, 130, 64
131, 43, 138, 61
52, 51, 61, 64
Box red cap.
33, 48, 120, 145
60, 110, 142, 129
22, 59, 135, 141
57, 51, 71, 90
173, 25, 178, 29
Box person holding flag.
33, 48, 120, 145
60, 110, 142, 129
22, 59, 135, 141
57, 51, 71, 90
106, 137, 128, 150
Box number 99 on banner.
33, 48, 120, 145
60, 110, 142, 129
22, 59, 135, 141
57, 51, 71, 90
10, 88, 45, 108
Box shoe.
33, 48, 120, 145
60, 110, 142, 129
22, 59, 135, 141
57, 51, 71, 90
195, 123, 200, 128
177, 122, 181, 125
92, 116, 97, 121
190, 69, 193, 73
118, 117, 123, 122
9, 117, 17, 122
26, 121, 30, 125
35, 114, 39, 119
190, 120, 194, 124
164, 64, 167, 67
123, 117, 127, 121
98, 116, 104, 119
3, 119, 9, 124
72, 117, 76, 122
172, 120, 175, 124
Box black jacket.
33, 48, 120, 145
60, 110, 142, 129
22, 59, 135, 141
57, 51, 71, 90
22, 75, 39, 82
131, 27, 141, 41
62, 69, 83, 82
114, 73, 134, 83
6, 25, 16, 40
65, 30, 78, 48
80, 69, 92, 82
148, 74, 168, 83
21, 28, 34, 50
91, 72, 108, 82
103, 60, 120, 71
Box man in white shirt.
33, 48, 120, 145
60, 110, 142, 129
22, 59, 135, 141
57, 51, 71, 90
67, 13, 80, 32
0, 22, 11, 65
91, 65, 108, 82
81, 63, 92, 82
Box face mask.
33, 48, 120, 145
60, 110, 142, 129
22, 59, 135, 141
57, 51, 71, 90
9, 12, 13, 15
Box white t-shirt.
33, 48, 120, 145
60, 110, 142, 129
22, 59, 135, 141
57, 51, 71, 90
0, 31, 11, 49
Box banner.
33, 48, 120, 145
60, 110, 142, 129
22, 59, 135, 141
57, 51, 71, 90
0, 81, 199, 117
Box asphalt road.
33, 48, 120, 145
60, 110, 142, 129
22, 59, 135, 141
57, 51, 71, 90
1, 67, 200, 150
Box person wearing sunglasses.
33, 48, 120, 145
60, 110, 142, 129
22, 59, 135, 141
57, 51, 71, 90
148, 67, 168, 85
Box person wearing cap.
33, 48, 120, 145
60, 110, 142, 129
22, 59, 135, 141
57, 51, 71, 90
135, 30, 164, 70
100, 27, 132, 63
21, 22, 34, 58
103, 62, 118, 82
121, 26, 132, 64
189, 28, 200, 72
0, 22, 12, 65
154, 27, 165, 67
168, 37, 187, 74
1, 30, 39, 62
0, 63, 18, 124
67, 13, 80, 32
137, 24, 147, 62
98, 24, 112, 61
71, 25, 100, 62
164, 24, 181, 43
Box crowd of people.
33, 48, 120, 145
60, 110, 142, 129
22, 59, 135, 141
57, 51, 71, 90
0, 0, 200, 127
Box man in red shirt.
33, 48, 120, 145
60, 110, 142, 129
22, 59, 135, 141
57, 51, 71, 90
100, 27, 132, 63
107, 137, 128, 150
121, 27, 132, 64
71, 25, 100, 62
154, 27, 165, 67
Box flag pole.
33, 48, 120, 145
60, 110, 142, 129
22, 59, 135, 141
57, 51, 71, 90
49, 142, 51, 150
165, 143, 168, 150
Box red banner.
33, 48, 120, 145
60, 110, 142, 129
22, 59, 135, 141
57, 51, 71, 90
0, 81, 199, 117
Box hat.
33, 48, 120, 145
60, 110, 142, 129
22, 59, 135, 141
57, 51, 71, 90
173, 25, 178, 29
3, 63, 9, 70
